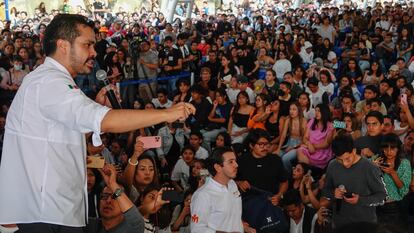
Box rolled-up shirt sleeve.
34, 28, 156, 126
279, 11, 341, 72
38, 77, 110, 146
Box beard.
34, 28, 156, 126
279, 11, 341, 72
69, 48, 94, 75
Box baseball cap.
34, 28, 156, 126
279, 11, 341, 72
99, 26, 109, 33
389, 65, 399, 72
303, 41, 313, 50
237, 75, 249, 83
327, 51, 337, 62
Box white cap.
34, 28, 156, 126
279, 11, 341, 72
304, 41, 313, 50
327, 51, 337, 62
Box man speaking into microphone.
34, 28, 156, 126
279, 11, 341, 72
320, 134, 386, 228
0, 14, 195, 233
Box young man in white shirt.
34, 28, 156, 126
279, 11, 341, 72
0, 14, 195, 233
306, 77, 326, 108
151, 88, 173, 109
236, 75, 255, 104
281, 189, 328, 233
189, 131, 209, 160
191, 147, 255, 233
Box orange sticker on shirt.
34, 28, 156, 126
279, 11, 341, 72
191, 214, 199, 223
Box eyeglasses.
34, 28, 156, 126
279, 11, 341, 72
256, 142, 270, 148
100, 193, 112, 200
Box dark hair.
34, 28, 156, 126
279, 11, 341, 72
190, 131, 204, 140
266, 68, 276, 78
156, 88, 168, 96
280, 81, 292, 90
280, 189, 302, 207
138, 183, 172, 228
319, 69, 332, 83
134, 154, 159, 188
311, 104, 331, 132
43, 14, 94, 56
87, 168, 103, 194
181, 144, 196, 155
191, 84, 207, 96
365, 85, 379, 96
177, 78, 190, 87
215, 131, 232, 147
299, 92, 311, 111
380, 133, 402, 170
367, 98, 382, 107
188, 159, 207, 191
104, 51, 122, 76
307, 77, 319, 86
215, 87, 228, 100
383, 114, 394, 124
332, 134, 354, 157
368, 60, 383, 77
164, 36, 173, 42
207, 146, 234, 176
295, 162, 311, 175
342, 112, 359, 131
244, 128, 271, 149
233, 91, 250, 117
365, 111, 384, 124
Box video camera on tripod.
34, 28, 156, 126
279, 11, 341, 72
129, 36, 144, 59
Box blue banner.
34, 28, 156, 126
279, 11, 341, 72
119, 71, 191, 87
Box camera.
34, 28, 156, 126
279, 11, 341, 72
129, 37, 142, 59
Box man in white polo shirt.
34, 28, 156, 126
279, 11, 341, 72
0, 14, 195, 233
190, 147, 255, 233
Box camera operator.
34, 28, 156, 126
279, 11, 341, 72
136, 40, 158, 103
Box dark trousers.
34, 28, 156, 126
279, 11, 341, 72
376, 201, 401, 226
17, 223, 83, 233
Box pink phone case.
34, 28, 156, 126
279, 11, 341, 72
139, 136, 162, 149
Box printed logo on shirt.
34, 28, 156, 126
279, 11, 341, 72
191, 214, 199, 223
266, 216, 272, 223
68, 84, 79, 90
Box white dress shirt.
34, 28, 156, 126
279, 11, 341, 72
289, 209, 318, 233
0, 57, 110, 227
191, 178, 243, 233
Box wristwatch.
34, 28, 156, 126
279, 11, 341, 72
111, 188, 124, 199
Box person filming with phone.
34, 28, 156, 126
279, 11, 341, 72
85, 164, 168, 233
372, 133, 412, 226
320, 134, 387, 229
0, 14, 195, 233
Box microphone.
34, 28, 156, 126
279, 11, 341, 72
96, 70, 122, 109
336, 185, 345, 213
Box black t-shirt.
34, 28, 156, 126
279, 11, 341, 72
202, 60, 220, 79
189, 97, 213, 131
240, 53, 257, 74
159, 47, 182, 75
237, 153, 288, 194
279, 95, 294, 117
